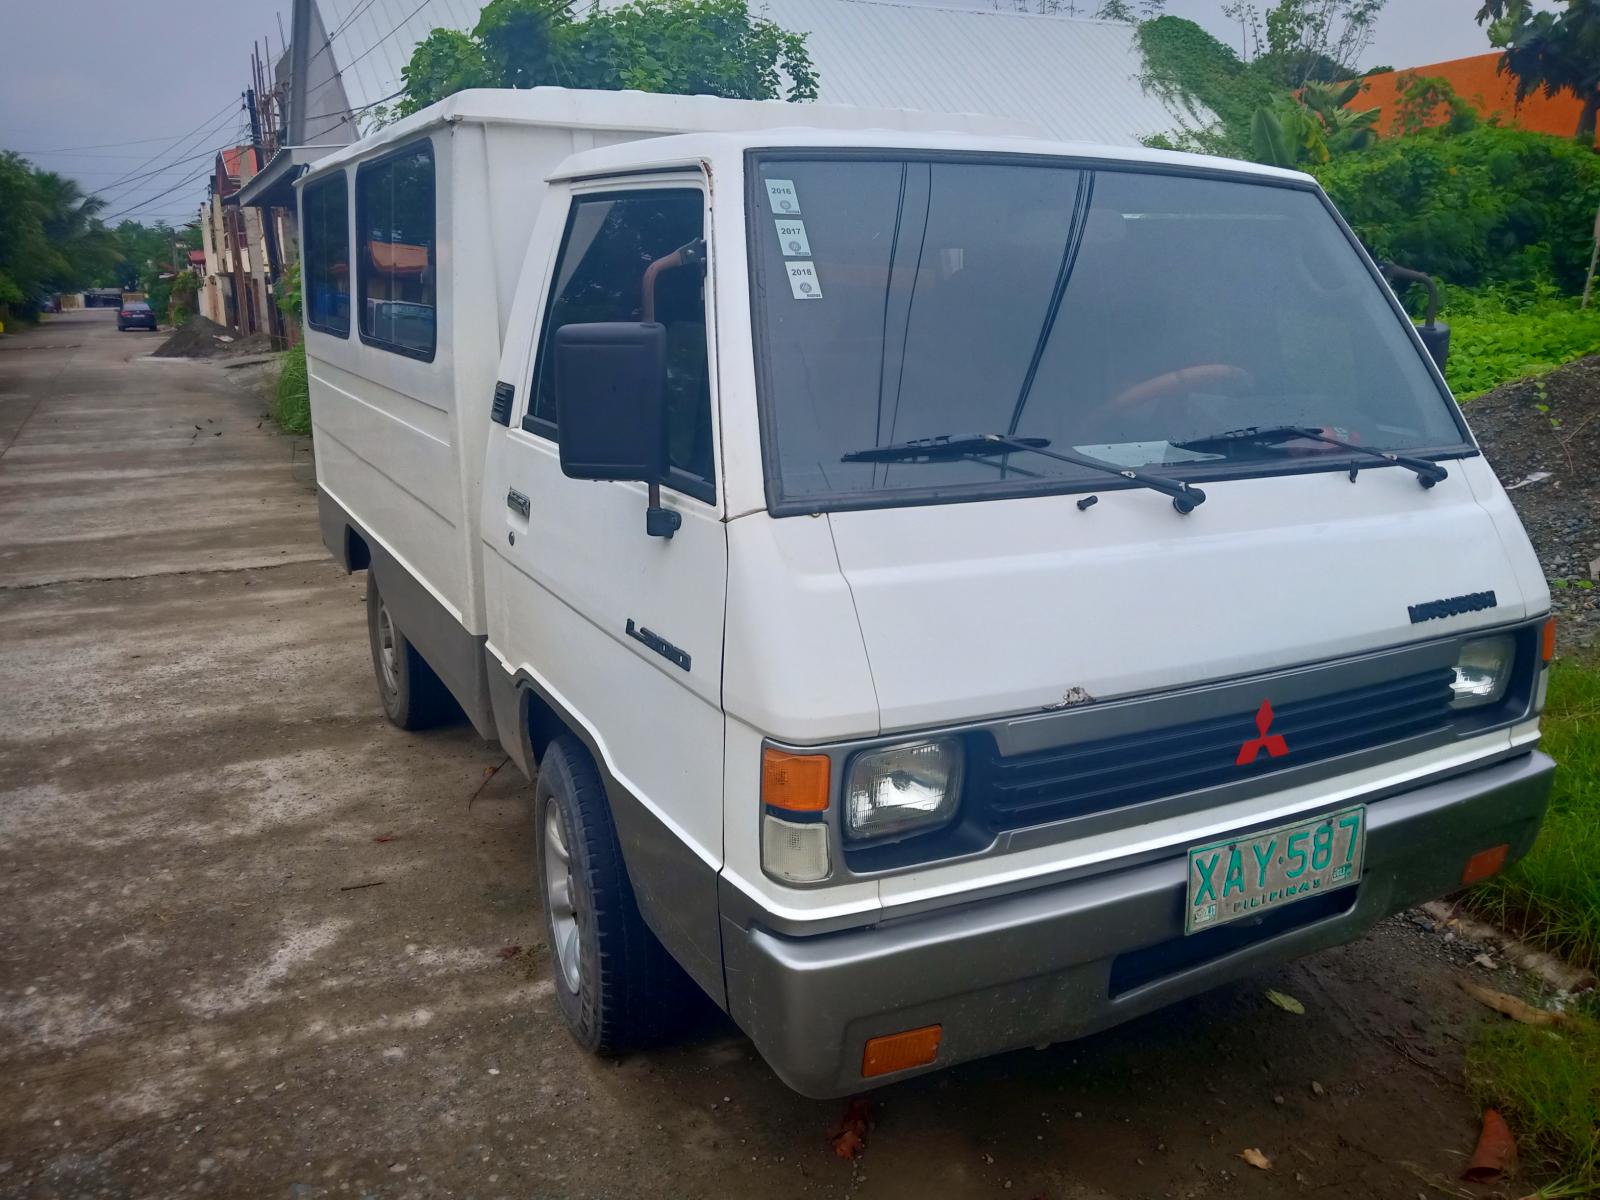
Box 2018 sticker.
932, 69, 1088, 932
774, 219, 811, 256
765, 178, 801, 215
785, 260, 822, 300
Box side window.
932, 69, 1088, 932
302, 173, 349, 337
356, 141, 436, 360
527, 188, 714, 499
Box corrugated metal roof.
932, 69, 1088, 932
311, 0, 1197, 146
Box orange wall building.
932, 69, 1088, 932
1351, 52, 1595, 146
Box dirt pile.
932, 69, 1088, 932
1468, 354, 1600, 651
152, 315, 274, 359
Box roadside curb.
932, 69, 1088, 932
1423, 900, 1596, 994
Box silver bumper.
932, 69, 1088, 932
722, 750, 1555, 1098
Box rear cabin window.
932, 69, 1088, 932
302, 173, 350, 337
527, 188, 714, 502
357, 142, 436, 360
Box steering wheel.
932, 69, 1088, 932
1109, 363, 1256, 410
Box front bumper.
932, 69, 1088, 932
722, 750, 1554, 1098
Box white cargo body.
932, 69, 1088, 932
301, 89, 1029, 726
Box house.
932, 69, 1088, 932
200, 144, 298, 339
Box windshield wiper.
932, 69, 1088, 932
841, 433, 1208, 514
1172, 425, 1448, 488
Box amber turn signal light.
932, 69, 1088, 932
861, 1025, 942, 1077
762, 748, 830, 812
1461, 844, 1510, 886
1541, 617, 1557, 663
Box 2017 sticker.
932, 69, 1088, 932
765, 178, 801, 215
785, 260, 822, 300
774, 219, 811, 256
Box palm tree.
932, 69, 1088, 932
1477, 0, 1600, 144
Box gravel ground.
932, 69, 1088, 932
1466, 354, 1600, 652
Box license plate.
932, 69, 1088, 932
1185, 806, 1366, 934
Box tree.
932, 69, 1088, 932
398, 0, 818, 116
0, 152, 123, 319
1094, 0, 1136, 19
1476, 0, 1600, 144
1263, 0, 1386, 87
1247, 78, 1378, 166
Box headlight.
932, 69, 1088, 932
845, 739, 964, 841
1451, 635, 1515, 709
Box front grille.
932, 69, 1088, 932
982, 667, 1456, 831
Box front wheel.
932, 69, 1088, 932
534, 735, 690, 1054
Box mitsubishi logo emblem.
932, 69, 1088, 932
1236, 700, 1289, 765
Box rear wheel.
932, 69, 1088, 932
365, 573, 453, 730
534, 735, 690, 1054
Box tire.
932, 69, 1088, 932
365, 572, 454, 730
534, 735, 689, 1054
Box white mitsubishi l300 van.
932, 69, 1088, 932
297, 90, 1555, 1098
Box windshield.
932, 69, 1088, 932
748, 156, 1469, 510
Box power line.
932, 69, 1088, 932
93, 98, 241, 195
7, 133, 221, 154
299, 0, 437, 112
101, 164, 217, 223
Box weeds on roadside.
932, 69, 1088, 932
1469, 664, 1600, 971
1440, 286, 1600, 400
271, 341, 311, 436
1467, 1007, 1600, 1196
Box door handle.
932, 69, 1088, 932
506, 488, 530, 518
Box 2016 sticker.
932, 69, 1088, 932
774, 219, 811, 256
785, 260, 822, 300
765, 178, 801, 215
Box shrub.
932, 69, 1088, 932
271, 341, 311, 436
1314, 126, 1600, 293
1438, 286, 1600, 397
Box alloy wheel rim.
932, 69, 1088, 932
543, 803, 582, 994
376, 604, 398, 694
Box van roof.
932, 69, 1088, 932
545, 127, 1316, 188
299, 86, 1038, 180
299, 87, 1312, 191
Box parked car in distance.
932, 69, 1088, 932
117, 301, 158, 332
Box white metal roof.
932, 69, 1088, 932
541, 127, 1313, 184
309, 0, 1203, 147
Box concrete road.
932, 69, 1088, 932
1, 310, 1507, 1199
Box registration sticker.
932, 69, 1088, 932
775, 219, 811, 256
765, 178, 802, 214
1186, 805, 1365, 934
785, 260, 823, 300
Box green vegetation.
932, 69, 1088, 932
1477, 0, 1600, 144
271, 342, 311, 436
1464, 663, 1600, 1195
1436, 286, 1600, 397
396, 0, 817, 116
0, 152, 120, 323
1467, 1005, 1600, 1195
1314, 126, 1600, 293
1470, 664, 1600, 971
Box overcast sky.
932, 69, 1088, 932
0, 0, 1504, 227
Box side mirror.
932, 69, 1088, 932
553, 322, 681, 538
1380, 261, 1450, 372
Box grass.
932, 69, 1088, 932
1468, 663, 1600, 972
1464, 663, 1600, 1194
1467, 1006, 1600, 1195
270, 341, 311, 436
1441, 288, 1600, 400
